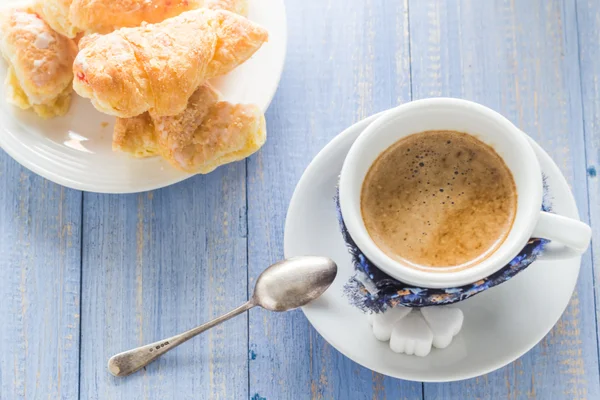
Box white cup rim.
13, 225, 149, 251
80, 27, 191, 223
339, 98, 543, 288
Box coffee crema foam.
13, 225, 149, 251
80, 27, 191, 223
361, 130, 517, 271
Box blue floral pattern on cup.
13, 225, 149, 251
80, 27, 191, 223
336, 179, 551, 312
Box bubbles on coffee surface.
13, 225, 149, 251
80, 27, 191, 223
361, 130, 517, 269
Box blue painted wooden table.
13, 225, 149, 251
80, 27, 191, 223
1, 0, 600, 399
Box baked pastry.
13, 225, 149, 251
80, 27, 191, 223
113, 84, 266, 173
73, 8, 268, 118
33, 0, 249, 38
0, 7, 78, 118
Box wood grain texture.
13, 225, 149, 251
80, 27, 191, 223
247, 1, 422, 399
79, 167, 249, 400
408, 0, 599, 398
575, 0, 600, 391
0, 155, 82, 400
1, 0, 599, 399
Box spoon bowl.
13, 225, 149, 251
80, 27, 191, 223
253, 256, 338, 311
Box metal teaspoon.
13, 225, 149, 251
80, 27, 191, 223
108, 256, 338, 377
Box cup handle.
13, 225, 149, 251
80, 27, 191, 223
533, 211, 592, 260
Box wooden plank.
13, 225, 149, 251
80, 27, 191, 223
407, 0, 599, 398
247, 0, 422, 399
79, 167, 249, 399
575, 0, 600, 392
0, 155, 82, 400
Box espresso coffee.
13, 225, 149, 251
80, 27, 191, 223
361, 130, 517, 270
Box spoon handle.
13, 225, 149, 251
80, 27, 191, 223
108, 300, 255, 377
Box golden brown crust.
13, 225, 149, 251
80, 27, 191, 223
204, 7, 265, 78
113, 84, 266, 173
73, 8, 268, 118
70, 0, 204, 35
0, 7, 77, 117
32, 0, 248, 38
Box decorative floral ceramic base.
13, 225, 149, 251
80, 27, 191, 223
335, 180, 551, 311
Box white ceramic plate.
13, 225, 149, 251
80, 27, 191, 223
285, 114, 582, 382
0, 0, 287, 193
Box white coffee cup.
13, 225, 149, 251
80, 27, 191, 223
339, 98, 592, 288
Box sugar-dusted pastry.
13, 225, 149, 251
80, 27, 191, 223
73, 8, 268, 118
154, 86, 266, 173
33, 0, 249, 38
0, 7, 78, 118
113, 85, 266, 174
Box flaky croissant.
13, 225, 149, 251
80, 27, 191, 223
0, 7, 78, 118
113, 84, 266, 174
33, 0, 248, 38
73, 8, 268, 118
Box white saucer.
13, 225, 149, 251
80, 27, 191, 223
285, 114, 582, 382
0, 0, 287, 193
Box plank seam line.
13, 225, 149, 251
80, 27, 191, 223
77, 191, 84, 400
245, 157, 250, 399
573, 0, 600, 385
